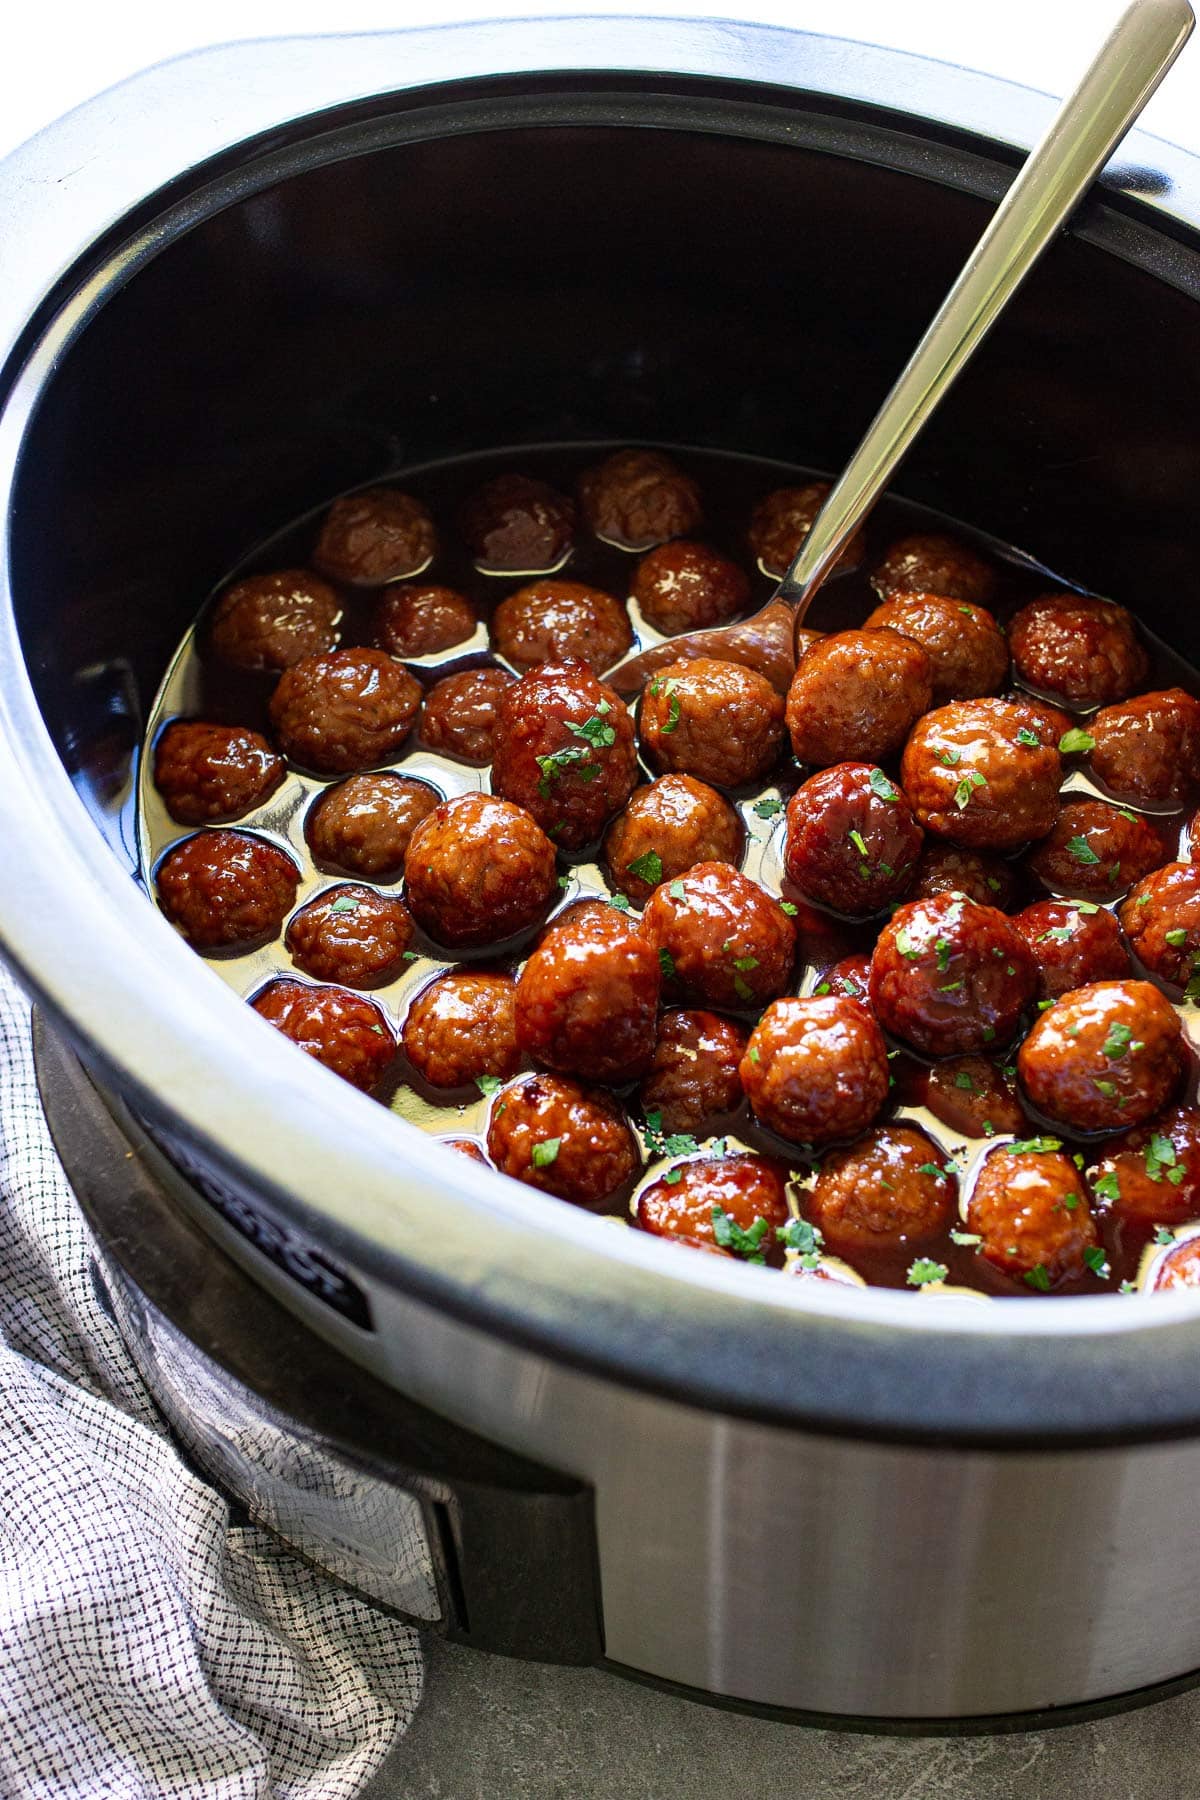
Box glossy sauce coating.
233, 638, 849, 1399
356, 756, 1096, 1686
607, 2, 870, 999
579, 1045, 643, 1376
784, 762, 923, 916
604, 774, 742, 906
1009, 593, 1147, 711
207, 569, 342, 672
402, 972, 521, 1089
578, 448, 702, 549
641, 862, 796, 1011
901, 698, 1062, 849
631, 541, 751, 634
515, 905, 662, 1082
486, 1072, 641, 1205
373, 584, 475, 657
748, 482, 866, 577
1119, 862, 1200, 986
1086, 1106, 1200, 1225
157, 830, 299, 949
404, 792, 557, 947
910, 841, 1021, 911
863, 593, 1008, 706
306, 772, 440, 878
807, 1125, 955, 1252
313, 487, 436, 585
916, 1056, 1027, 1140
420, 667, 515, 765
1013, 898, 1131, 1001
492, 580, 632, 675
966, 1146, 1099, 1287
870, 893, 1036, 1056
491, 661, 637, 849
870, 532, 997, 606
636, 1154, 790, 1259
1088, 688, 1200, 804
740, 995, 890, 1145
154, 721, 284, 824
637, 1010, 748, 1135
787, 628, 933, 769
640, 657, 785, 789
1026, 800, 1171, 901
269, 648, 422, 774
251, 977, 396, 1091
285, 884, 415, 988
458, 473, 575, 571
1017, 980, 1184, 1132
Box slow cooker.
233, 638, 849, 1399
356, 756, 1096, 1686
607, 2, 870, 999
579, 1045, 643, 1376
6, 15, 1200, 1729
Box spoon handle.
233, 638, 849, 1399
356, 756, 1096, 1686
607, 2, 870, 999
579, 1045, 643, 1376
779, 0, 1195, 629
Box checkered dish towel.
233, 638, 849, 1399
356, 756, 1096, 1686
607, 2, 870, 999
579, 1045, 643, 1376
0, 963, 422, 1799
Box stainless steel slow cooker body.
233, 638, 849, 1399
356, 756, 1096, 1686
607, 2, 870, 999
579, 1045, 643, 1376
7, 17, 1200, 1725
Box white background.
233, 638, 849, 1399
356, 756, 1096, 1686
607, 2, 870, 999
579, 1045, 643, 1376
2, 0, 1199, 164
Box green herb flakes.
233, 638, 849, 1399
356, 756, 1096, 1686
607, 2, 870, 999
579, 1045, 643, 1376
328, 894, 360, 914
953, 769, 987, 810
907, 1258, 948, 1288
869, 768, 900, 801
475, 1074, 503, 1098
1093, 1078, 1118, 1098
567, 710, 616, 750
777, 1217, 824, 1256
531, 1138, 561, 1169
1102, 1021, 1139, 1060
954, 1072, 977, 1092
1058, 728, 1096, 755
938, 747, 961, 768
608, 891, 632, 912
752, 796, 784, 819
1016, 726, 1040, 747
1024, 1264, 1052, 1293
895, 925, 919, 961
711, 1206, 769, 1263
1166, 928, 1189, 948
1067, 836, 1101, 867
626, 850, 663, 886
658, 947, 676, 979
950, 1229, 982, 1248
779, 901, 798, 916
1008, 1137, 1063, 1155
1092, 1171, 1121, 1204
1083, 1245, 1110, 1279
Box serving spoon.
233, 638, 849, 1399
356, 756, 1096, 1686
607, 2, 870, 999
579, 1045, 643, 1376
608, 0, 1195, 697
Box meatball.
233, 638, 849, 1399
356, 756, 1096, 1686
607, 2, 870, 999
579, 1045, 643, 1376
911, 841, 1021, 911
739, 996, 889, 1145
1017, 980, 1184, 1133
312, 487, 436, 585
577, 448, 702, 550
631, 541, 750, 635
402, 972, 520, 1089
207, 569, 342, 672
250, 978, 396, 1092
862, 592, 1008, 705
285, 885, 415, 988
869, 893, 1037, 1056
1147, 1235, 1200, 1290
640, 862, 796, 1011
786, 629, 933, 769
966, 1145, 1099, 1286
808, 1126, 955, 1251
747, 482, 865, 577
637, 1010, 748, 1135
492, 580, 632, 676
1026, 800, 1171, 901
1086, 1107, 1200, 1225
153, 720, 284, 825
604, 775, 742, 906
1009, 593, 1147, 710
1005, 692, 1077, 750
1089, 688, 1200, 805
420, 666, 515, 765
870, 532, 997, 606
491, 661, 638, 849
1013, 899, 1131, 1001
515, 905, 662, 1083
306, 772, 440, 878
486, 1072, 640, 1205
268, 648, 422, 774
458, 473, 575, 572
918, 1056, 1026, 1139
1120, 862, 1200, 987
640, 658, 785, 789
404, 792, 556, 947
157, 830, 299, 950
372, 584, 476, 657
900, 698, 1063, 849
636, 1155, 790, 1260
811, 953, 873, 1004
784, 762, 923, 915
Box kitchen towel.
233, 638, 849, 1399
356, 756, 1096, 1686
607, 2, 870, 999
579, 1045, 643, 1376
0, 962, 423, 1800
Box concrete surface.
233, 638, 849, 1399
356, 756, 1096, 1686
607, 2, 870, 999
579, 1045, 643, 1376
362, 1636, 1200, 1799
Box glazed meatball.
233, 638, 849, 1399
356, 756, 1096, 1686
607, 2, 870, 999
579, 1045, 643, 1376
1006, 691, 1078, 750
863, 593, 1008, 705
784, 762, 923, 915
641, 862, 796, 1011
747, 482, 865, 577
486, 1072, 640, 1205
1017, 980, 1184, 1132
811, 953, 873, 1004
578, 448, 702, 550
250, 978, 396, 1092
1148, 1235, 1200, 1289
635, 1154, 790, 1260
491, 661, 638, 849
786, 629, 933, 769
515, 905, 662, 1082
1120, 862, 1200, 987
306, 772, 440, 878
1013, 898, 1130, 1002
154, 721, 285, 825
402, 972, 521, 1089
458, 473, 575, 571
492, 580, 632, 676
911, 841, 1020, 911
870, 532, 997, 606
641, 658, 785, 789
312, 487, 436, 585
1009, 593, 1147, 710
1089, 688, 1200, 805
207, 569, 342, 672
268, 648, 422, 774
739, 996, 889, 1145
870, 893, 1037, 1056
631, 541, 751, 635
157, 830, 299, 950
918, 1056, 1026, 1139
285, 885, 415, 988
1087, 1107, 1200, 1225
372, 584, 475, 657
900, 698, 1063, 849
420, 666, 515, 765
637, 1010, 748, 1135
604, 775, 742, 906
808, 1126, 955, 1251
1027, 800, 1170, 901
966, 1145, 1099, 1286
404, 792, 557, 947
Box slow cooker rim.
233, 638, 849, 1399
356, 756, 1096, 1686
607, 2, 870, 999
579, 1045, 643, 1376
6, 17, 1200, 1446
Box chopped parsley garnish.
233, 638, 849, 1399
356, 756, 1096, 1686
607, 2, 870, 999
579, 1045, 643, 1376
711, 1206, 769, 1263
907, 1258, 948, 1288
608, 891, 632, 912
1016, 726, 1040, 747
567, 704, 616, 750
1037, 998, 1056, 1011
626, 850, 663, 886
1155, 1225, 1177, 1246
733, 974, 754, 1002
660, 684, 682, 733
752, 796, 784, 819
1067, 836, 1101, 866
1076, 900, 1100, 914
779, 900, 798, 916
557, 874, 572, 889
669, 879, 686, 901
1102, 1021, 1142, 1059
777, 1217, 824, 1256
658, 947, 676, 979
1058, 727, 1096, 755
1024, 1264, 1052, 1293
1093, 1079, 1119, 1098
663, 1168, 684, 1185
917, 1162, 945, 1178
940, 979, 963, 992
475, 1074, 503, 1098
954, 1072, 976, 1092
895, 925, 919, 960
1061, 1191, 1080, 1210
1038, 924, 1074, 944
531, 1138, 561, 1168
938, 747, 961, 767
402, 950, 420, 961
1119, 1280, 1137, 1295
953, 770, 987, 810
748, 1045, 760, 1063
848, 828, 870, 859
1092, 1170, 1121, 1204
869, 768, 900, 802
328, 893, 360, 914
536, 743, 596, 796
1083, 1245, 1111, 1279
1008, 1137, 1063, 1155
1146, 1134, 1182, 1184
1166, 928, 1189, 948
732, 955, 759, 972
950, 1228, 982, 1247
986, 875, 1002, 892
935, 936, 952, 972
